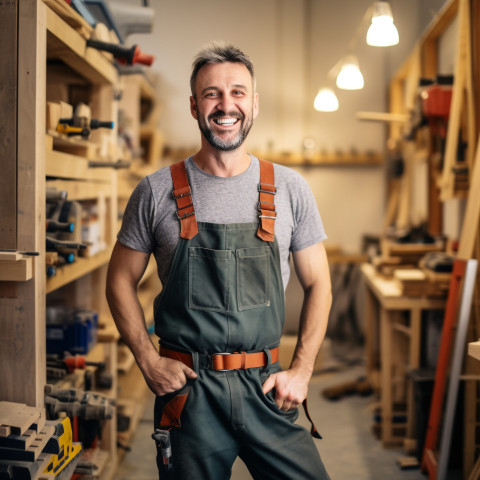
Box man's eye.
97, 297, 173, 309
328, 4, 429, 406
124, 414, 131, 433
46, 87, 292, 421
233, 90, 245, 96
205, 92, 217, 97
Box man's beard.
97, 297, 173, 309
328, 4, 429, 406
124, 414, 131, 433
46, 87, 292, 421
198, 110, 253, 152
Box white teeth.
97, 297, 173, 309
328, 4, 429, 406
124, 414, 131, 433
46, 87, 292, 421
215, 117, 238, 125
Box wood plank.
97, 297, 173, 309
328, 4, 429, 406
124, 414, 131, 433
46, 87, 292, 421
0, 259, 33, 282
458, 135, 480, 259
355, 112, 409, 123
0, 403, 42, 436
46, 248, 112, 294
46, 8, 116, 86
2, 0, 47, 407
42, 0, 93, 38
46, 149, 114, 182
46, 179, 114, 201
0, 0, 17, 250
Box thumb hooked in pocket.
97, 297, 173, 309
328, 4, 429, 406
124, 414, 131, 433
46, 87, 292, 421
262, 373, 277, 395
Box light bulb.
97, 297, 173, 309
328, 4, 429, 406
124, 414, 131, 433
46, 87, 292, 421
336, 56, 364, 90
314, 88, 339, 112
366, 1, 399, 47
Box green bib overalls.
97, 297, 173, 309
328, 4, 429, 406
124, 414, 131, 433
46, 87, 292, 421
152, 160, 330, 480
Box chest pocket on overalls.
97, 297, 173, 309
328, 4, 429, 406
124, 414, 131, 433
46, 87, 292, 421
188, 246, 270, 312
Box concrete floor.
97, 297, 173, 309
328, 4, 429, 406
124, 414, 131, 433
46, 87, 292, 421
114, 346, 456, 479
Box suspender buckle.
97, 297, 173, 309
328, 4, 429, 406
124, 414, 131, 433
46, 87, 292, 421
176, 208, 195, 220
172, 187, 192, 199
258, 183, 276, 195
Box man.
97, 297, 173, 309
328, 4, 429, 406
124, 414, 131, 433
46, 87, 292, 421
106, 42, 332, 479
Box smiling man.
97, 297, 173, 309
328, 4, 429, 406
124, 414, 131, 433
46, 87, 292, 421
106, 42, 332, 479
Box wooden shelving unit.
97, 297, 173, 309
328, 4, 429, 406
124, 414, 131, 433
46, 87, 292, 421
0, 1, 163, 478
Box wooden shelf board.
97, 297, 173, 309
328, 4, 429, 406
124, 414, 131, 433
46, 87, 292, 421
468, 341, 480, 362
0, 258, 33, 281
46, 178, 114, 200
46, 7, 116, 85
42, 0, 93, 39
46, 149, 115, 183
46, 248, 112, 293
253, 151, 384, 166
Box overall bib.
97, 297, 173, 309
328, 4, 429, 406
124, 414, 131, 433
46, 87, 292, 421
153, 160, 330, 480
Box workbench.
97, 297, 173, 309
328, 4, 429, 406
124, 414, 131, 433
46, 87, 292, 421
361, 263, 446, 447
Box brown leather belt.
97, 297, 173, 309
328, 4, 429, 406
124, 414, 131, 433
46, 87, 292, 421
160, 346, 279, 371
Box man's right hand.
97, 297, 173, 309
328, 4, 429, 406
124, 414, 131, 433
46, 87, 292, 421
141, 355, 198, 396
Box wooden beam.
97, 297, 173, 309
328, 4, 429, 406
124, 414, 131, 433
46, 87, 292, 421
0, 0, 47, 407
0, 0, 18, 250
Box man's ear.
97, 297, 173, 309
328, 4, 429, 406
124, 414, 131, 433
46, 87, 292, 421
190, 96, 198, 120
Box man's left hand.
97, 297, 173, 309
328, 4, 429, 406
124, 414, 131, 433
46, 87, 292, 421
262, 369, 310, 411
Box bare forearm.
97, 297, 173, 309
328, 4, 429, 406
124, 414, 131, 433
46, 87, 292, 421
291, 278, 332, 378
106, 282, 158, 369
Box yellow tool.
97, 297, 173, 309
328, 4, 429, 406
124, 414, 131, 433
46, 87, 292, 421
56, 123, 90, 138
43, 417, 82, 476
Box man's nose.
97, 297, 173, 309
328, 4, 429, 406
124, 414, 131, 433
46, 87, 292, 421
216, 94, 235, 112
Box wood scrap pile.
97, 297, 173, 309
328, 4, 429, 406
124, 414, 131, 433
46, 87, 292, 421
393, 269, 450, 297
373, 238, 444, 275
0, 402, 81, 480
372, 239, 451, 297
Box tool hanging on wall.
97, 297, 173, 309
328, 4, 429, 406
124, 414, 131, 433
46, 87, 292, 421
86, 38, 154, 66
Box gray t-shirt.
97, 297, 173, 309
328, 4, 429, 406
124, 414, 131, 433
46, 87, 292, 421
118, 155, 327, 290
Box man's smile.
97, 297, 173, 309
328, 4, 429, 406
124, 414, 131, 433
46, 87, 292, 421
213, 116, 240, 126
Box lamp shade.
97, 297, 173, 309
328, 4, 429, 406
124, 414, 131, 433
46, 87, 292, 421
366, 1, 399, 47
336, 56, 364, 90
314, 88, 339, 112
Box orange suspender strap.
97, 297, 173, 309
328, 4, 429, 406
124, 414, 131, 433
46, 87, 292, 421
170, 160, 198, 239
257, 159, 276, 242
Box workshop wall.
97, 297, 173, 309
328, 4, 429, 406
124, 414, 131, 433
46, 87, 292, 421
130, 0, 449, 253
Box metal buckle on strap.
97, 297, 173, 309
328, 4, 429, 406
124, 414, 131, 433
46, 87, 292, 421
257, 183, 276, 195
172, 189, 192, 199
176, 206, 195, 220
212, 352, 233, 372
258, 201, 275, 210
259, 214, 277, 220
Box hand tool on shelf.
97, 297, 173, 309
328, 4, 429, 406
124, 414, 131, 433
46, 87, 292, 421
88, 159, 131, 169
59, 117, 114, 131
46, 219, 75, 234
56, 123, 91, 138
46, 353, 105, 375
46, 236, 86, 253
86, 38, 154, 66
45, 391, 114, 421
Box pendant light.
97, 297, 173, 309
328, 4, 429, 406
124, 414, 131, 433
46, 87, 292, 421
336, 55, 364, 90
313, 87, 339, 112
366, 1, 399, 47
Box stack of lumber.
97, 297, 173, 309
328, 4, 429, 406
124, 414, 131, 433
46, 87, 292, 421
0, 402, 81, 479
393, 268, 450, 297
372, 239, 445, 278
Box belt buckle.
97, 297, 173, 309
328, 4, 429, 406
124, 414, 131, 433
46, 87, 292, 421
212, 352, 233, 372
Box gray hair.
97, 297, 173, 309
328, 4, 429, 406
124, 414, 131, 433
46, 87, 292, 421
190, 42, 255, 97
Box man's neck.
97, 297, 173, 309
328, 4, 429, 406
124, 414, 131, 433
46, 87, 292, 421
192, 144, 251, 177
